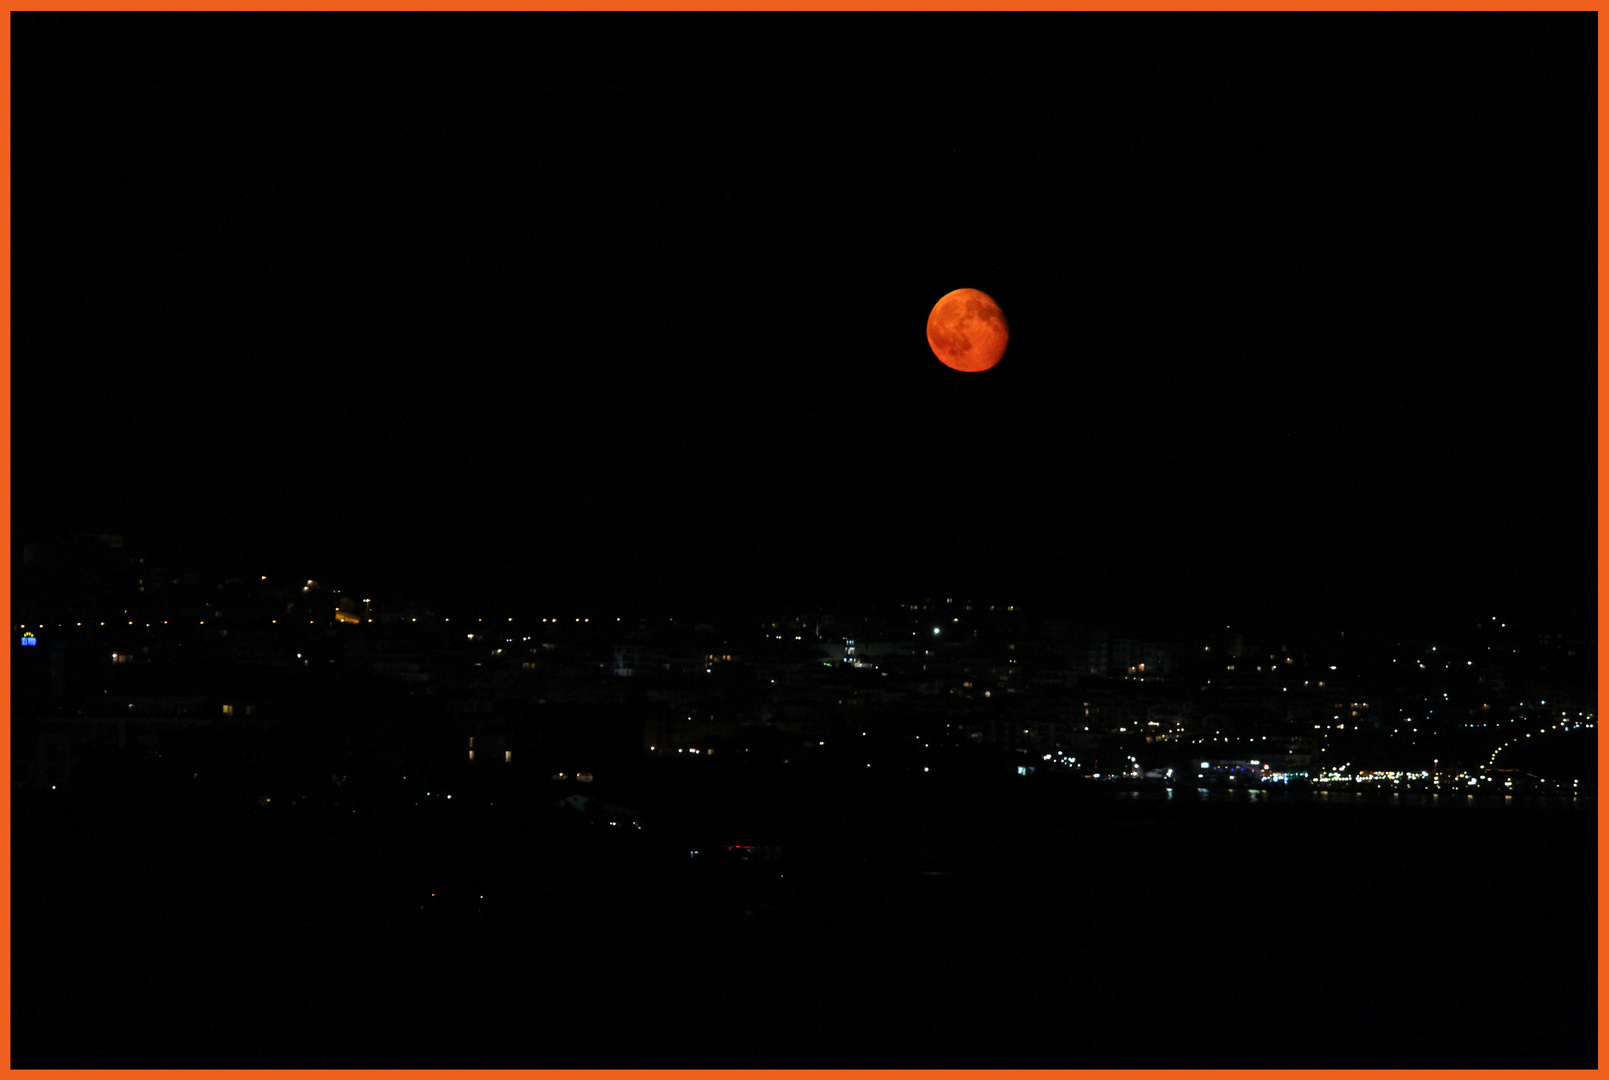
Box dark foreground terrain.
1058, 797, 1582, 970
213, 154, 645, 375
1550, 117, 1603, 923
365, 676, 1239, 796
13, 763, 1597, 1068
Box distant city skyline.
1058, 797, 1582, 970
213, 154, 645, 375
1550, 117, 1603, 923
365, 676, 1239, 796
17, 526, 1597, 651
16, 529, 1594, 767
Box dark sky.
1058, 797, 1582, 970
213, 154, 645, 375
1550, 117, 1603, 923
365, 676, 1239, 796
13, 15, 1595, 634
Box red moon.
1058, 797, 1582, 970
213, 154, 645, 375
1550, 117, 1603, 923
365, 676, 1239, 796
927, 288, 1009, 372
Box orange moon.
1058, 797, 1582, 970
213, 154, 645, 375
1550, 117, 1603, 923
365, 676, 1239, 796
927, 288, 1008, 372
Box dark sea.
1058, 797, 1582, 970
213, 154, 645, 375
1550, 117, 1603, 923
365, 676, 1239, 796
13, 777, 1596, 1069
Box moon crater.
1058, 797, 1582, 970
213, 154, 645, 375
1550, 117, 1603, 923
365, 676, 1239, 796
927, 288, 1008, 372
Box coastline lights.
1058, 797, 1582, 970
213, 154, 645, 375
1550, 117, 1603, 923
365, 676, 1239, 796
1484, 714, 1594, 773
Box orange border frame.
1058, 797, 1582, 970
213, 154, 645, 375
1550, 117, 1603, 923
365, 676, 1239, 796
0, 5, 1599, 1080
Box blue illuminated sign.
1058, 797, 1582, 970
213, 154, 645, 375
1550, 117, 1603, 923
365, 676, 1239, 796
20, 634, 36, 646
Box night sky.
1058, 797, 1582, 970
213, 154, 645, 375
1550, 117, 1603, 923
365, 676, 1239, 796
14, 15, 1595, 634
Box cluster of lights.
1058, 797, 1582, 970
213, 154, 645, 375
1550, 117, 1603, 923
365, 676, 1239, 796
1350, 769, 1433, 783
18, 592, 1587, 772
1483, 714, 1596, 772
